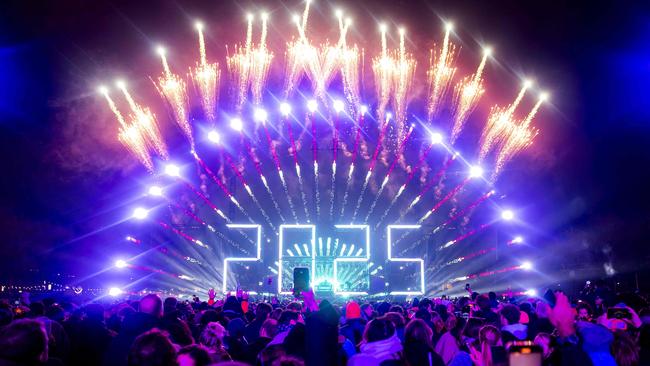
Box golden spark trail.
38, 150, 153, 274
450, 48, 490, 143
493, 94, 546, 178
478, 81, 530, 161
117, 82, 168, 159
100, 88, 154, 171
155, 47, 192, 147
427, 23, 458, 121
191, 22, 220, 121
372, 24, 393, 123
392, 28, 416, 143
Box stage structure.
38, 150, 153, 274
96, 1, 548, 297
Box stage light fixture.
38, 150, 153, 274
230, 118, 243, 132
307, 99, 318, 113
501, 210, 515, 221
115, 259, 128, 269
148, 186, 163, 196
207, 130, 221, 144
165, 164, 180, 177
132, 207, 149, 220
280, 102, 292, 116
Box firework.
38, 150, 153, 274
427, 22, 458, 121
153, 48, 192, 148
478, 81, 531, 161
227, 13, 274, 109
450, 47, 490, 144
99, 87, 154, 171
493, 93, 547, 177
372, 25, 416, 142
191, 22, 220, 121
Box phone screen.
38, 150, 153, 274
509, 344, 543, 366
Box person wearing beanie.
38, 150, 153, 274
341, 301, 366, 347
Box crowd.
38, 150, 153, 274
0, 281, 648, 366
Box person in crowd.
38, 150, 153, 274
104, 294, 164, 366
500, 304, 528, 343
473, 295, 499, 326
244, 318, 278, 365
0, 319, 53, 366
127, 329, 176, 366
403, 318, 444, 366
349, 317, 402, 365
27, 302, 70, 363
534, 332, 554, 365
576, 302, 594, 322
67, 303, 113, 366
340, 301, 365, 346
177, 344, 212, 366
199, 321, 231, 363
244, 303, 272, 344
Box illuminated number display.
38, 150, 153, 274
222, 223, 425, 295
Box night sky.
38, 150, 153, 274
1, 0, 649, 286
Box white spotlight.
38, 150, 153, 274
445, 22, 454, 32
520, 261, 533, 271
207, 130, 221, 144
386, 112, 392, 121
430, 132, 443, 145
98, 85, 109, 95
148, 186, 163, 196
483, 46, 493, 56
469, 166, 484, 178
513, 236, 524, 244
195, 21, 204, 30
333, 100, 345, 113
132, 207, 149, 220
524, 289, 537, 297
115, 79, 126, 89
280, 102, 292, 116
501, 210, 514, 221
156, 45, 166, 55
165, 164, 181, 177
115, 259, 128, 269
108, 287, 123, 297
335, 8, 343, 18
230, 118, 243, 132
307, 99, 318, 113
523, 79, 533, 88
254, 108, 268, 123
539, 92, 550, 102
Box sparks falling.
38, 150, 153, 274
450, 47, 490, 144
155, 47, 192, 147
227, 13, 274, 109
479, 81, 530, 162
426, 23, 458, 121
191, 22, 220, 122
493, 93, 546, 178
100, 87, 154, 171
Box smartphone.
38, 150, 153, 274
508, 341, 543, 366
607, 307, 632, 320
